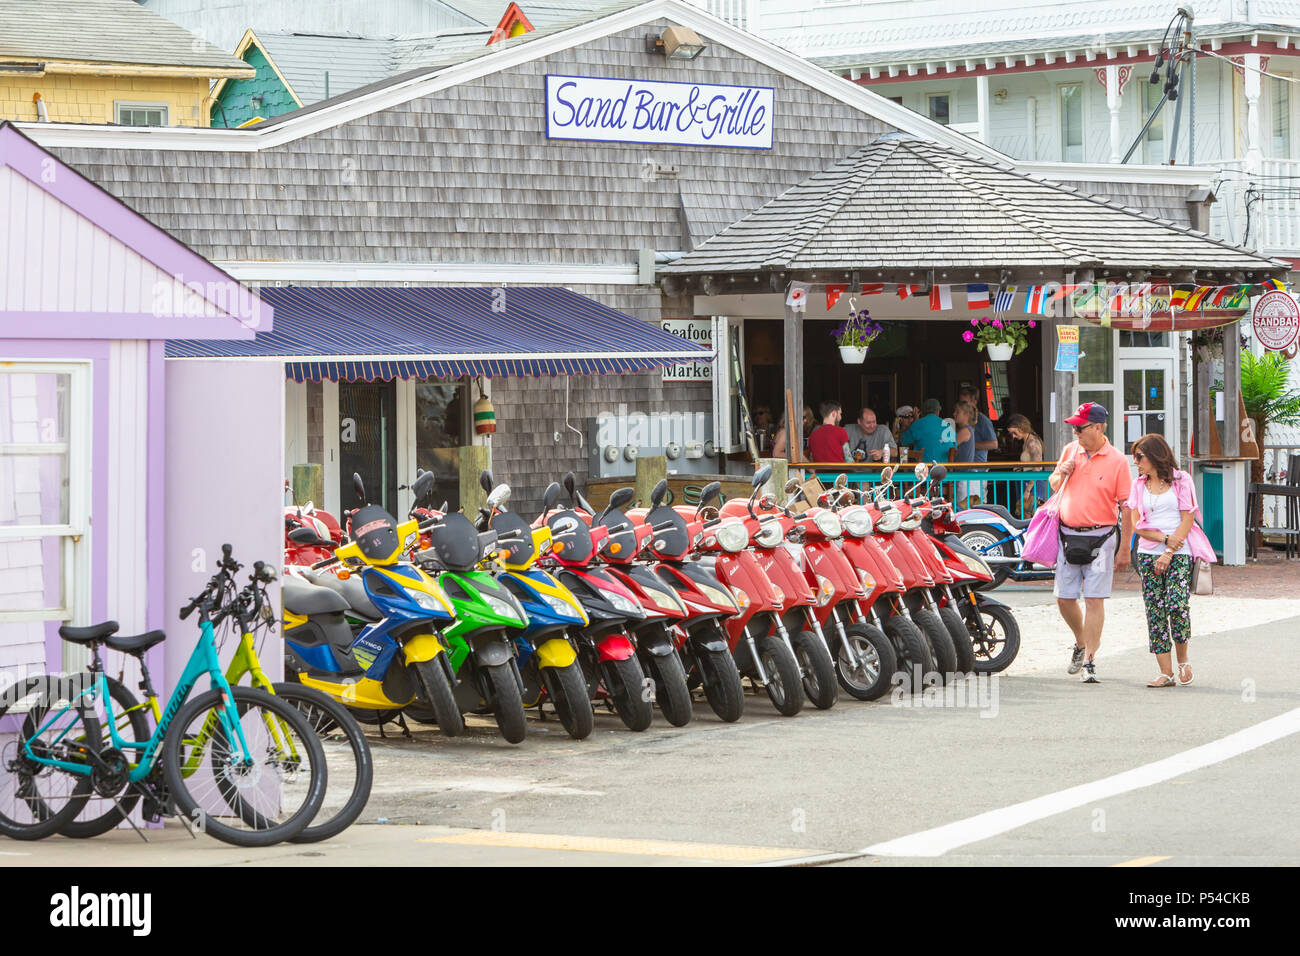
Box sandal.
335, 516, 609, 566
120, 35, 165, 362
1177, 663, 1193, 686
1146, 673, 1177, 688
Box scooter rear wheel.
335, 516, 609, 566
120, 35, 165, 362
938, 604, 976, 676
836, 623, 896, 701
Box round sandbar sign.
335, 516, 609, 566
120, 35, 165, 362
1252, 291, 1300, 352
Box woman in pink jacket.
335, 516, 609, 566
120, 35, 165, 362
1125, 434, 1217, 687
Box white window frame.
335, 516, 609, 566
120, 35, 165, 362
1056, 81, 1085, 162
0, 361, 92, 630
114, 101, 170, 126
712, 316, 745, 454
926, 91, 953, 127
1269, 72, 1295, 160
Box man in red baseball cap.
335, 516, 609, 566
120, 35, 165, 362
1049, 402, 1133, 684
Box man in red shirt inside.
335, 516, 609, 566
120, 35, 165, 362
1049, 402, 1133, 684
807, 400, 849, 462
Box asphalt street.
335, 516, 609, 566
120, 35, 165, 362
6, 612, 1298, 867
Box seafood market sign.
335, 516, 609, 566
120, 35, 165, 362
545, 75, 773, 149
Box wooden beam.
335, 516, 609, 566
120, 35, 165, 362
634, 455, 667, 511
459, 443, 490, 517
784, 303, 804, 460
1222, 325, 1242, 457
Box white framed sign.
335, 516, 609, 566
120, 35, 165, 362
661, 318, 714, 382
546, 75, 773, 149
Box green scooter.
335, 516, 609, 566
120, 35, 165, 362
408, 479, 532, 743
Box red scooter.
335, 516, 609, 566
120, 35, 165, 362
590, 486, 696, 727
627, 479, 747, 723
536, 475, 653, 731
690, 467, 805, 716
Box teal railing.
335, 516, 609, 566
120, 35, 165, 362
811, 463, 1055, 518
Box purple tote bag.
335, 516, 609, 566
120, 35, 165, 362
1020, 494, 1062, 568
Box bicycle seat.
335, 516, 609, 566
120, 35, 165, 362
968, 503, 1030, 530
104, 630, 167, 655
58, 621, 119, 645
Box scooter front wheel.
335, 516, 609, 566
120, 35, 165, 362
914, 607, 957, 685
696, 641, 744, 723
602, 655, 653, 732
645, 649, 694, 727
836, 623, 896, 701
543, 662, 594, 741
411, 659, 464, 738
485, 664, 527, 744
938, 604, 976, 675
883, 614, 931, 694
756, 634, 804, 717
966, 603, 1021, 673
792, 630, 838, 710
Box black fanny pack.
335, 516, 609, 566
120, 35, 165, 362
1059, 524, 1119, 566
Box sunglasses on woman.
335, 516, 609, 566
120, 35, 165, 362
1133, 450, 1146, 462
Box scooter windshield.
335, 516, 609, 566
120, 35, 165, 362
548, 510, 593, 563
597, 509, 637, 559
351, 505, 401, 563
490, 511, 535, 565
646, 504, 690, 557
428, 512, 482, 571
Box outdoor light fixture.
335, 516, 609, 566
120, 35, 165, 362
646, 26, 707, 60
992, 89, 1008, 103
250, 94, 263, 111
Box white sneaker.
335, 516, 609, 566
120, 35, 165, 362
1081, 661, 1099, 683
1068, 645, 1085, 675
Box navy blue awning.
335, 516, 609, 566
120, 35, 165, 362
166, 286, 713, 381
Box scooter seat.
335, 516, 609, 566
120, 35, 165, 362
283, 576, 351, 616
967, 502, 1030, 530
301, 569, 382, 621
58, 621, 119, 645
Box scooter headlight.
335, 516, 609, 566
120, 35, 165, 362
813, 511, 842, 538
899, 514, 922, 531
410, 589, 448, 613
715, 520, 749, 553
842, 509, 873, 537
607, 591, 644, 617
754, 521, 783, 548
729, 586, 750, 609
875, 509, 902, 533
857, 568, 876, 591
643, 587, 685, 614
815, 574, 835, 606
542, 592, 585, 620
699, 583, 738, 609
959, 553, 993, 578
484, 592, 526, 623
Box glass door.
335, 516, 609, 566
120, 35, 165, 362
414, 380, 466, 512
338, 382, 398, 514
1119, 359, 1174, 456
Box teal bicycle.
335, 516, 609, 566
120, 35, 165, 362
0, 574, 328, 847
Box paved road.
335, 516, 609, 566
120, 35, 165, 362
6, 614, 1298, 867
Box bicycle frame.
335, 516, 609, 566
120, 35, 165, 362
22, 617, 255, 782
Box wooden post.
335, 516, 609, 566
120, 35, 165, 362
1222, 323, 1242, 457
459, 444, 490, 516
1194, 343, 1211, 458
758, 457, 788, 499
784, 301, 804, 458
290, 463, 322, 507
634, 455, 667, 509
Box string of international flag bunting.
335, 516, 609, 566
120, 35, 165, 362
784, 278, 1290, 317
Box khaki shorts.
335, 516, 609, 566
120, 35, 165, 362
1053, 526, 1118, 600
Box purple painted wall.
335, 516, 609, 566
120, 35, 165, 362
164, 360, 284, 690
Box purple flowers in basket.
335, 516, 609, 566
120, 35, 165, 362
831, 306, 885, 350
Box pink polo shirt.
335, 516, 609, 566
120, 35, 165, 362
1124, 470, 1218, 564
1056, 438, 1132, 528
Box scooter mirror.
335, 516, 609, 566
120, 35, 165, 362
783, 477, 800, 494
699, 481, 722, 506
563, 472, 577, 501
928, 464, 948, 484
879, 465, 895, 485
543, 482, 562, 514
913, 462, 929, 482
607, 487, 635, 512
288, 526, 330, 548
650, 478, 669, 508
834, 473, 848, 490
411, 471, 435, 506
751, 464, 773, 489
486, 483, 511, 510
352, 473, 366, 504
479, 470, 494, 494
759, 493, 777, 511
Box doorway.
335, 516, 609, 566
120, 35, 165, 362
339, 382, 398, 513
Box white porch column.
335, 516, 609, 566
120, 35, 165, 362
1244, 53, 1264, 173
976, 74, 990, 144
1106, 65, 1123, 162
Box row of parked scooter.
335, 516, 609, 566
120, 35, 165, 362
278, 462, 1022, 742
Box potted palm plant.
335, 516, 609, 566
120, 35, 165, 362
964, 316, 1034, 361
832, 305, 884, 364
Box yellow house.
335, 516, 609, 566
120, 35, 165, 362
0, 0, 253, 127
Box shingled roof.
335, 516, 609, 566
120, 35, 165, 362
659, 133, 1287, 279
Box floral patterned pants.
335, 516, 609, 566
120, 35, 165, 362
1137, 553, 1192, 654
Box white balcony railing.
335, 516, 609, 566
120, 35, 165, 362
682, 0, 758, 32
1209, 157, 1300, 257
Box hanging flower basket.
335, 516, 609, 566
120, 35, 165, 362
963, 315, 1034, 361
831, 301, 883, 364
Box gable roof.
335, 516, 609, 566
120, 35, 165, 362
13, 0, 1015, 166
0, 121, 267, 337
659, 133, 1286, 277
0, 0, 253, 75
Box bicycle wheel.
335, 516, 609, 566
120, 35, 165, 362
45, 676, 152, 839
0, 675, 96, 841
272, 682, 374, 843
162, 686, 327, 847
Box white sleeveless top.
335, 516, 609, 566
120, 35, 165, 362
1138, 486, 1191, 555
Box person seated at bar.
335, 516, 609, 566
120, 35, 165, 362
899, 398, 954, 464
951, 401, 977, 507
845, 406, 896, 462
807, 400, 850, 462
892, 405, 916, 444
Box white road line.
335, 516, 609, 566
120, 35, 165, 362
863, 706, 1300, 858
